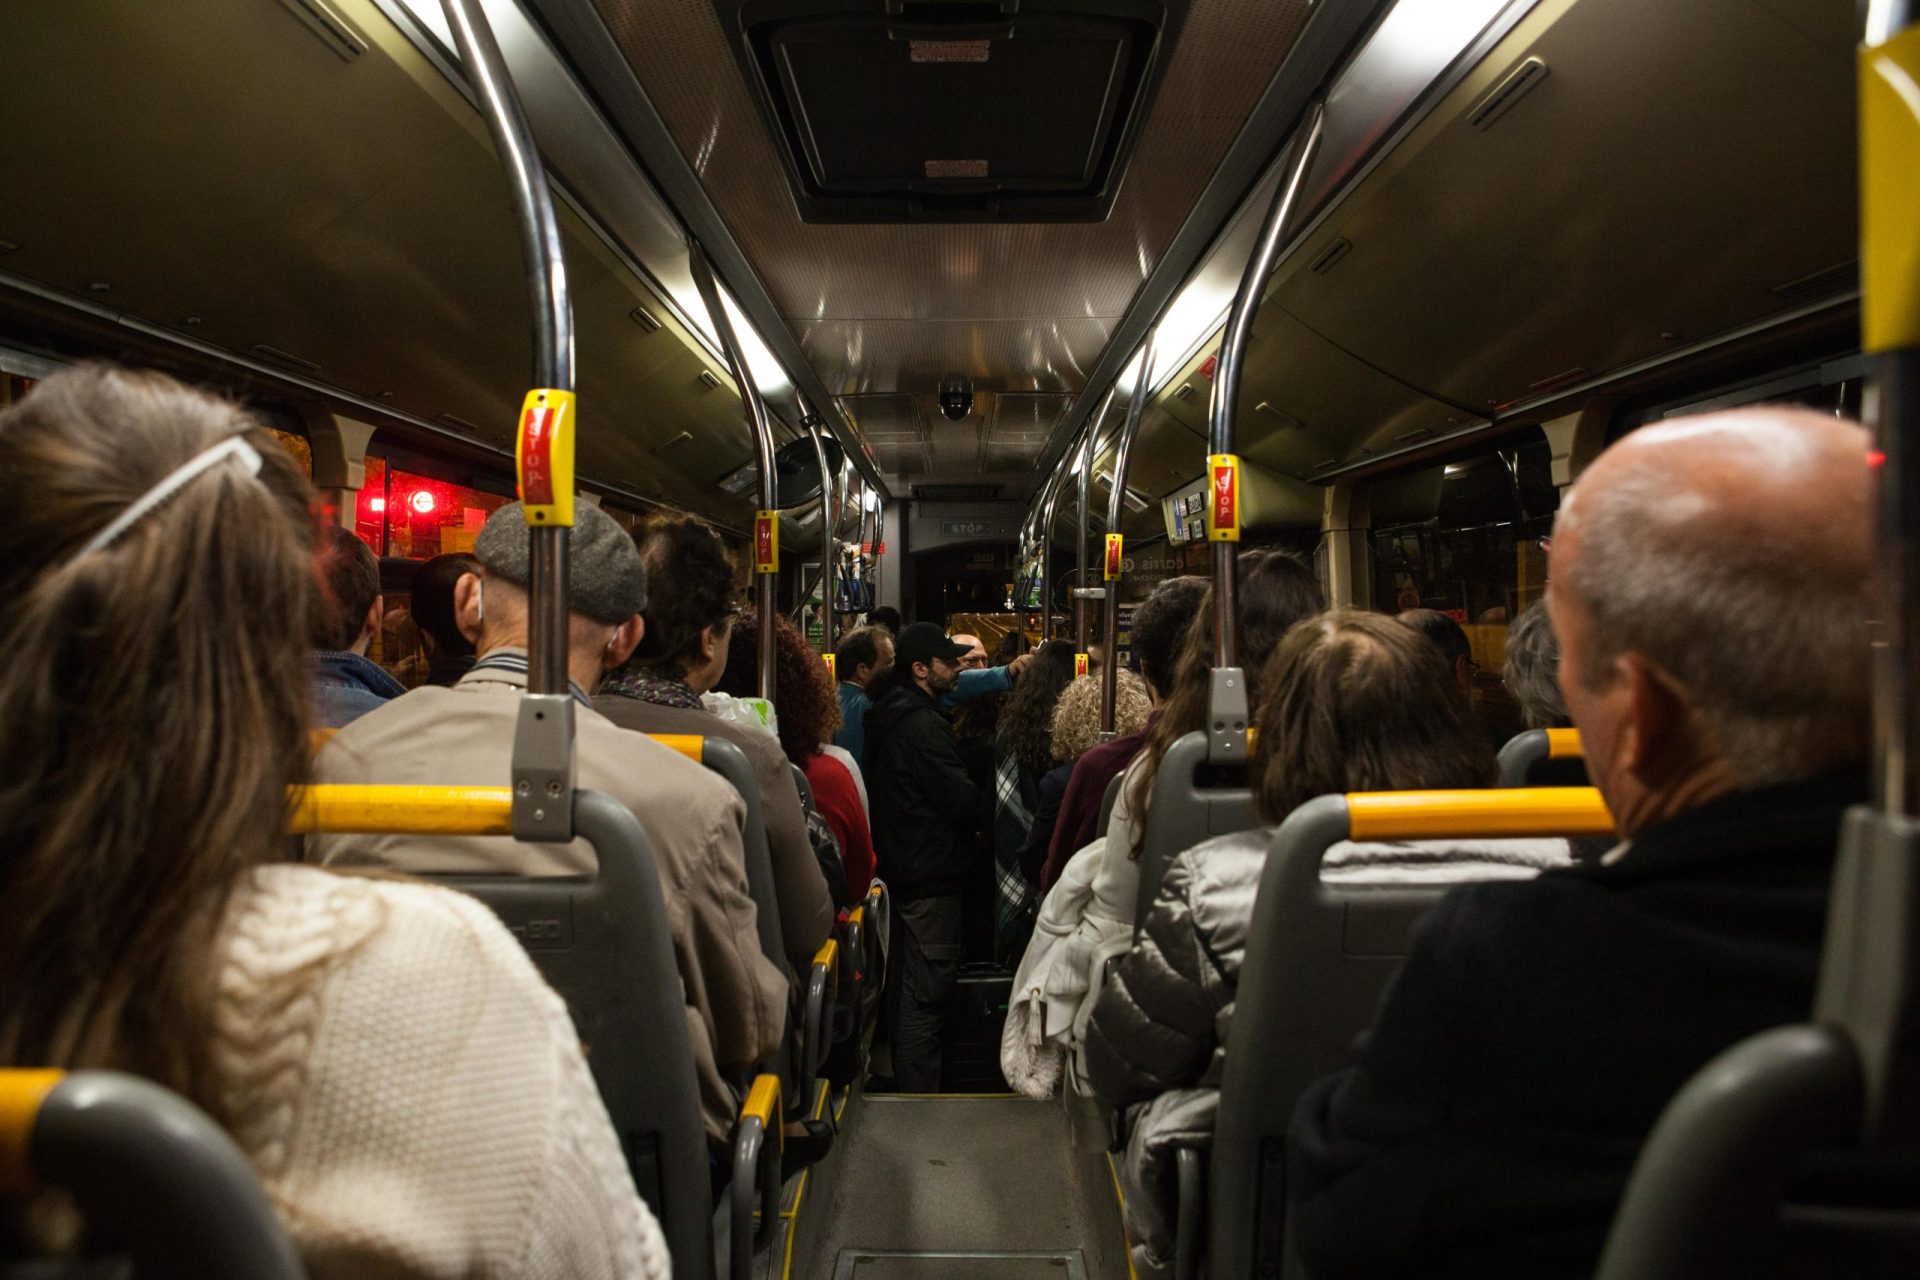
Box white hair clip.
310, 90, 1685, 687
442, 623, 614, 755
74, 435, 264, 561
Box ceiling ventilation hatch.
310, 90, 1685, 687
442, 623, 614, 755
716, 0, 1187, 222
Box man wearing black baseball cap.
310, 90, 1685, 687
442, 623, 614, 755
864, 621, 987, 1090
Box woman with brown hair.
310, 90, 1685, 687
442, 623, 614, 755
717, 609, 876, 906
1081, 611, 1569, 1280
0, 366, 665, 1278
1002, 551, 1325, 1098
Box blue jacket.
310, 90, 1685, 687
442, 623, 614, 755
835, 681, 873, 769
313, 651, 407, 729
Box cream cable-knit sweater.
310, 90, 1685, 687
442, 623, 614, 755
209, 864, 671, 1279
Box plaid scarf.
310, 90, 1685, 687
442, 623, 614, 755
993, 751, 1039, 963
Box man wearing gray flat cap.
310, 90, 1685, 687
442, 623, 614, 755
309, 502, 787, 1149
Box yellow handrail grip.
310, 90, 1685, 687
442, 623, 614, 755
1346, 787, 1614, 842
309, 729, 338, 754
0, 1070, 63, 1196
1862, 24, 1920, 353
1545, 727, 1583, 759
646, 733, 704, 762
845, 906, 865, 930
740, 1072, 783, 1151
286, 785, 515, 835
812, 938, 839, 972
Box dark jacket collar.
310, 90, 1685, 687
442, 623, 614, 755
1594, 766, 1868, 885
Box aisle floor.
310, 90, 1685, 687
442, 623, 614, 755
798, 1095, 1129, 1280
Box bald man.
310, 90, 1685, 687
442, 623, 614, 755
1287, 408, 1873, 1280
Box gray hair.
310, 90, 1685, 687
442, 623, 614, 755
1503, 598, 1569, 730
1557, 421, 1869, 787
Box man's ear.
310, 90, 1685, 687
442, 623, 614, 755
1616, 653, 1692, 782
361, 596, 383, 647
453, 572, 483, 645
604, 614, 645, 670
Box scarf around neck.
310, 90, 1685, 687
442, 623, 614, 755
601, 669, 704, 710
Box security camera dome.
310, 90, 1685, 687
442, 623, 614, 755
938, 375, 974, 422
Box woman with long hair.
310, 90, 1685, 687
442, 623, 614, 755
717, 609, 876, 906
1002, 551, 1325, 1099
1083, 611, 1569, 1280
0, 366, 665, 1277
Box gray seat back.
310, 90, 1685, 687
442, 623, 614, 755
429, 790, 714, 1280
1096, 771, 1125, 838
790, 762, 817, 815
1495, 728, 1549, 786
1209, 795, 1447, 1280
697, 737, 788, 971
1, 1071, 304, 1280
1135, 731, 1255, 933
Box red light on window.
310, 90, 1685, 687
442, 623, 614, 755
408, 489, 438, 515
368, 496, 387, 512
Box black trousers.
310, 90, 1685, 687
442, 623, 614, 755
887, 894, 963, 1092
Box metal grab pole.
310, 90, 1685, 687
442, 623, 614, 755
689, 245, 779, 701
805, 411, 838, 657
1037, 457, 1070, 641
1075, 390, 1115, 654
1101, 335, 1155, 737
438, 0, 577, 841
439, 0, 573, 699
1202, 104, 1324, 763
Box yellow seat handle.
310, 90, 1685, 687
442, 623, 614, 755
1346, 787, 1614, 841
646, 733, 705, 762
0, 1069, 64, 1196
287, 785, 514, 835
1544, 727, 1583, 759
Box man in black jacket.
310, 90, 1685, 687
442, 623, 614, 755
1287, 405, 1874, 1278
866, 621, 985, 1091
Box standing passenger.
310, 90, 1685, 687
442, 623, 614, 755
865, 622, 984, 1091
1288, 407, 1876, 1279
0, 366, 667, 1276
833, 624, 895, 772
310, 524, 405, 728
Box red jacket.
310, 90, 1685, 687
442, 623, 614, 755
805, 751, 875, 904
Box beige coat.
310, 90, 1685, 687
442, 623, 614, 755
307, 656, 787, 1144
593, 692, 835, 971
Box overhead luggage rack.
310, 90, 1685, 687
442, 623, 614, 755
714, 0, 1189, 222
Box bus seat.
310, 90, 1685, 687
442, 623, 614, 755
1210, 787, 1615, 1280
1496, 727, 1587, 787
789, 763, 816, 815
0, 1070, 304, 1280
415, 790, 716, 1280
647, 735, 788, 974
1135, 732, 1255, 935
1096, 771, 1124, 838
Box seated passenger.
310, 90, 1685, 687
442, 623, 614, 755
1396, 606, 1477, 697
1083, 611, 1570, 1280
310, 524, 404, 728
716, 609, 875, 907
309, 501, 786, 1147
1004, 552, 1324, 1098
0, 366, 667, 1277
1287, 406, 1872, 1280
411, 550, 482, 687
1018, 667, 1153, 887
1041, 575, 1209, 888
594, 515, 834, 972
833, 623, 894, 771
1504, 595, 1593, 791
